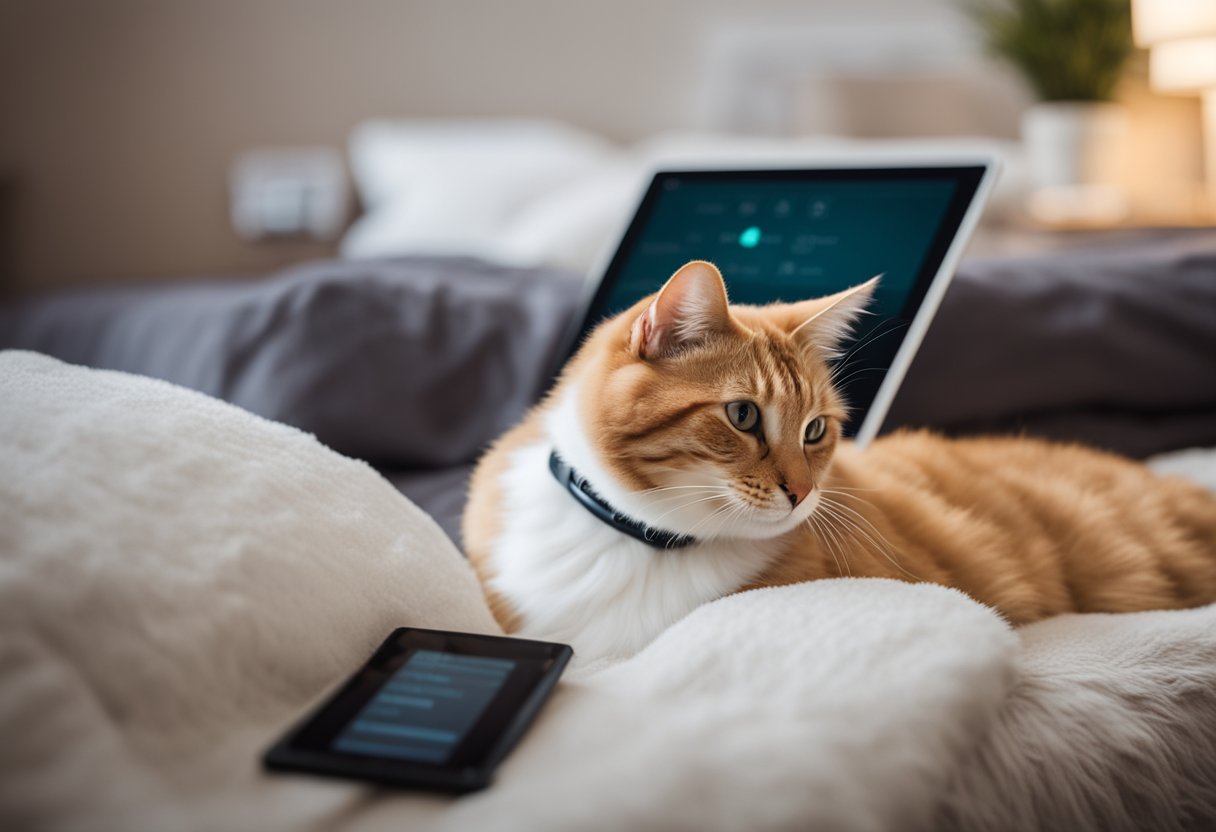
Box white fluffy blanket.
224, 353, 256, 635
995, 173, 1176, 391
2, 351, 1215, 832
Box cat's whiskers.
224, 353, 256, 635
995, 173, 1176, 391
814, 512, 852, 576
706, 501, 750, 540
804, 514, 847, 578
828, 320, 907, 383
817, 501, 888, 570
833, 318, 904, 367
821, 491, 915, 578
817, 496, 920, 581
684, 499, 746, 540
648, 491, 732, 528
636, 484, 733, 496
829, 366, 889, 389
643, 486, 733, 507
807, 506, 856, 578
820, 489, 896, 526
724, 503, 754, 540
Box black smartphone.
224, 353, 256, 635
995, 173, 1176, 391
263, 627, 573, 793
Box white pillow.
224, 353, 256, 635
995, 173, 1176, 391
494, 158, 647, 273
341, 119, 614, 260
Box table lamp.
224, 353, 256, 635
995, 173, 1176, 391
1133, 0, 1216, 205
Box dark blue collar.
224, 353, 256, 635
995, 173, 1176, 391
548, 451, 697, 550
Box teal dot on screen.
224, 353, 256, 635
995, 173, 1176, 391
738, 226, 761, 248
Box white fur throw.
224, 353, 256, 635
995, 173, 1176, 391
1, 351, 1214, 832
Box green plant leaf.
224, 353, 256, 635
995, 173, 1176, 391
961, 0, 1133, 101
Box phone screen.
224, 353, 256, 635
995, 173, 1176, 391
332, 650, 517, 764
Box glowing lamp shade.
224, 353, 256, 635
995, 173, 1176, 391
1133, 0, 1216, 197
1150, 36, 1216, 92
1133, 0, 1216, 91
1133, 0, 1216, 47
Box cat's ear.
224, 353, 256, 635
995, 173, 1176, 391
629, 261, 733, 360
785, 275, 880, 359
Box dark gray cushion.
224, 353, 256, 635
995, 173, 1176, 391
0, 257, 581, 468
886, 232, 1216, 457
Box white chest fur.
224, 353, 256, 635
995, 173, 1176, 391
485, 388, 779, 664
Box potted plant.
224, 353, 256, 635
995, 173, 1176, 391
966, 0, 1134, 214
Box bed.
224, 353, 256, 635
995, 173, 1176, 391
2, 185, 1215, 829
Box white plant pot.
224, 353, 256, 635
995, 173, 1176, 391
1022, 101, 1129, 223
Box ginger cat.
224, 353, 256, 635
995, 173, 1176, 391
463, 261, 1216, 663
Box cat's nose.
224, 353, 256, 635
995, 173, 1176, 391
779, 481, 812, 509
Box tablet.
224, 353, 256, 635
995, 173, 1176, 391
559, 159, 998, 446
263, 628, 573, 792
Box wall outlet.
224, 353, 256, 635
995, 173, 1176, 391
230, 148, 347, 241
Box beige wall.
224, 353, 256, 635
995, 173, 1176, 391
0, 0, 964, 292
2, 0, 1199, 294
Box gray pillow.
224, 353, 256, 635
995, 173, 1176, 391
887, 232, 1216, 457
0, 257, 581, 467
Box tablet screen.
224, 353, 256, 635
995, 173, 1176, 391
569, 167, 986, 437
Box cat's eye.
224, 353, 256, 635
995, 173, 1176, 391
726, 401, 760, 432
804, 416, 827, 444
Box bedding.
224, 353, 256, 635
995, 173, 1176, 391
3, 351, 1214, 832
2, 233, 1214, 548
